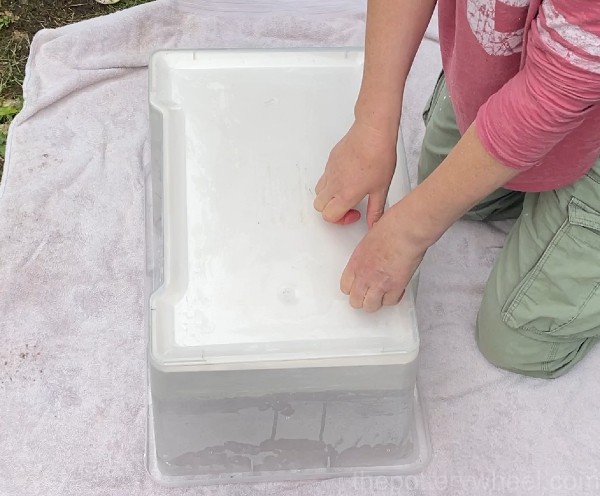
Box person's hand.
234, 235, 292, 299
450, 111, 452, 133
341, 202, 428, 312
313, 119, 397, 228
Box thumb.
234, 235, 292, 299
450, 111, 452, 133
366, 191, 387, 229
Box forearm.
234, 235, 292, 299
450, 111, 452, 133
355, 0, 437, 134
390, 124, 520, 246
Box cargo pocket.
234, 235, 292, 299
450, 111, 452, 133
422, 71, 445, 126
501, 198, 600, 340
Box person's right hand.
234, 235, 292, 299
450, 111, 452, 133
313, 119, 397, 228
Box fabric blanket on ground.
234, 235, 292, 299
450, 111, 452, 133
2, 1, 600, 495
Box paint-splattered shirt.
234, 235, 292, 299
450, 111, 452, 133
439, 0, 600, 191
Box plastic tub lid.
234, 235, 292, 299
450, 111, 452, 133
149, 49, 419, 370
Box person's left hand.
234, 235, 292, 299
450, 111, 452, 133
341, 203, 428, 312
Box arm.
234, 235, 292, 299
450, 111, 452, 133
476, 0, 600, 173
341, 125, 518, 312
397, 125, 519, 248
342, 0, 600, 312
355, 0, 438, 134
410, 0, 600, 249
314, 0, 437, 227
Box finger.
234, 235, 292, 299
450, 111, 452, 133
363, 288, 384, 313
340, 265, 355, 295
322, 196, 355, 224
382, 289, 405, 306
335, 209, 361, 225
315, 175, 327, 195
313, 186, 333, 213
349, 278, 368, 309
366, 190, 388, 229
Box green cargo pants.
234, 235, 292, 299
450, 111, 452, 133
419, 74, 600, 379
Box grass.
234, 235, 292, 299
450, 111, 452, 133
0, 0, 154, 178
0, 96, 21, 159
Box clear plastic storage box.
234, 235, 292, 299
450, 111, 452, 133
145, 48, 430, 485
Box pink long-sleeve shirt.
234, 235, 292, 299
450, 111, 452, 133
439, 0, 600, 192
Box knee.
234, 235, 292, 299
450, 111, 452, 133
476, 304, 576, 380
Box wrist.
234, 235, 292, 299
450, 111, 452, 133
386, 194, 446, 251
354, 89, 403, 137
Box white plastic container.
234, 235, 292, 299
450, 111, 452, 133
146, 48, 430, 486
